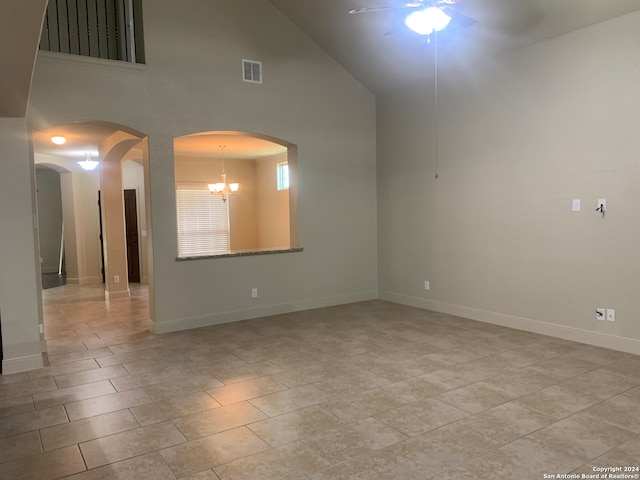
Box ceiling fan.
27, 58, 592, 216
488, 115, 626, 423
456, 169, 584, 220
348, 0, 476, 36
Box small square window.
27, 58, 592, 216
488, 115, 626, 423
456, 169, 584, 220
277, 162, 289, 191
242, 59, 262, 84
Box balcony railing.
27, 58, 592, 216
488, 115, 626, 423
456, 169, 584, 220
39, 0, 144, 64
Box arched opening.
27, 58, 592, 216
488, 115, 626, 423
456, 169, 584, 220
173, 131, 299, 258
32, 121, 153, 332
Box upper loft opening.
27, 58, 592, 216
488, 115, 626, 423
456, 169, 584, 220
39, 0, 145, 64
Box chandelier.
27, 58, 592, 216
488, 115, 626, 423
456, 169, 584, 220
77, 153, 99, 171
208, 145, 239, 201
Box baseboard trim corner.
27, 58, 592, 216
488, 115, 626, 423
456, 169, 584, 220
2, 353, 44, 375
379, 291, 640, 356
153, 290, 378, 334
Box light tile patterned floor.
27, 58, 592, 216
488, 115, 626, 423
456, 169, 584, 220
1, 283, 639, 479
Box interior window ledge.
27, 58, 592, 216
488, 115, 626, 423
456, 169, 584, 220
177, 247, 303, 261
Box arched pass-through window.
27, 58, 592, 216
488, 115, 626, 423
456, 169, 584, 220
173, 131, 301, 259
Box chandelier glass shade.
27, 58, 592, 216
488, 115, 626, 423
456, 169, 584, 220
77, 153, 99, 171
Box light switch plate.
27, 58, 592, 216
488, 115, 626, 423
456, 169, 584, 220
572, 199, 581, 212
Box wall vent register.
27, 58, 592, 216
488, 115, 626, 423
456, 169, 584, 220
242, 59, 262, 84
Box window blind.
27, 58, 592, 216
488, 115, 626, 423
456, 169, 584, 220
176, 187, 230, 257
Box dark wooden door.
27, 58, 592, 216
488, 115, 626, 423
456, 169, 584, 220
98, 191, 105, 283
124, 189, 140, 283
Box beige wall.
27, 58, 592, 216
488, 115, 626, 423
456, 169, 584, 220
257, 153, 290, 249
28, 0, 377, 333
0, 118, 43, 373
35, 167, 63, 274
227, 159, 259, 251
74, 170, 102, 284
377, 11, 640, 353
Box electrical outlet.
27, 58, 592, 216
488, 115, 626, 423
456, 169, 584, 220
114, 275, 120, 284
39, 324, 44, 334
424, 280, 430, 291
596, 308, 605, 321
606, 309, 615, 322
251, 288, 258, 298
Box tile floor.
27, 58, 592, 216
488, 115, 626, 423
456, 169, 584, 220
1, 284, 639, 479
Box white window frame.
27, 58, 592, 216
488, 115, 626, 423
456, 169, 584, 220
176, 184, 230, 257
277, 162, 289, 191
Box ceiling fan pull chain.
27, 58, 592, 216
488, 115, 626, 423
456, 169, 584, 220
434, 29, 439, 179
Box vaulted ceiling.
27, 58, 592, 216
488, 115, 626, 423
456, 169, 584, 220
269, 0, 640, 95
3, 1, 640, 118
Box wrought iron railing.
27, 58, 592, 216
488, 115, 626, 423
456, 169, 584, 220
39, 0, 144, 64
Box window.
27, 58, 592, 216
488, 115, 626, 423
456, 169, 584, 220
277, 162, 289, 191
176, 186, 229, 257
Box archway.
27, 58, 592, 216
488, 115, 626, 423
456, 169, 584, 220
32, 121, 152, 308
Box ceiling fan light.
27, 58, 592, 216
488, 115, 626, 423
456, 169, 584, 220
405, 7, 451, 35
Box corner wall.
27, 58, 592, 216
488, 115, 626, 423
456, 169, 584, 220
377, 11, 640, 354
0, 118, 44, 373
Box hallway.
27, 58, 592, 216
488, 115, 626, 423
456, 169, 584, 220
43, 284, 151, 355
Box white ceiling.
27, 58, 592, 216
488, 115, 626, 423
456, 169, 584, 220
268, 0, 640, 95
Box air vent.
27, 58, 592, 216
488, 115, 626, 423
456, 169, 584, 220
242, 59, 262, 84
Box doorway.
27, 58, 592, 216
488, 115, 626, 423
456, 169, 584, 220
124, 189, 140, 283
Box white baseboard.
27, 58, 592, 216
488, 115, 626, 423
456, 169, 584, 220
380, 291, 640, 356
105, 288, 130, 300
152, 290, 378, 334
2, 354, 44, 375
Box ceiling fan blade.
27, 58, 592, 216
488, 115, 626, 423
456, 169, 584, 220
349, 3, 422, 14
442, 6, 476, 28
